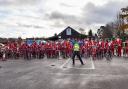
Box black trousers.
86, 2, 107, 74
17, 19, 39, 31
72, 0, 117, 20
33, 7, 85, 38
72, 51, 84, 65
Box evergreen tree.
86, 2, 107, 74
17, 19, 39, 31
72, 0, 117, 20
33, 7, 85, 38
88, 29, 93, 37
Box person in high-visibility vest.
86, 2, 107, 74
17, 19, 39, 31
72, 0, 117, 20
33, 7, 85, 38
72, 40, 84, 65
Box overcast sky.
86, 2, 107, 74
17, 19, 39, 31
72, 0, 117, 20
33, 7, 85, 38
0, 0, 127, 38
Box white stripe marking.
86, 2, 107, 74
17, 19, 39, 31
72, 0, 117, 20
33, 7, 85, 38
91, 58, 95, 69
60, 58, 95, 70
63, 67, 94, 70
65, 58, 95, 70
60, 58, 71, 68
50, 73, 128, 78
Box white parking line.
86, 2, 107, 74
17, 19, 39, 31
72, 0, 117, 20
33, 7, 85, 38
59, 58, 95, 70
60, 58, 71, 68
50, 73, 128, 78
50, 72, 93, 76
66, 58, 95, 70
64, 67, 95, 70
91, 58, 95, 69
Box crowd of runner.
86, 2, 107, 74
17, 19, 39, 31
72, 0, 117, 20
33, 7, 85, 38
0, 37, 128, 61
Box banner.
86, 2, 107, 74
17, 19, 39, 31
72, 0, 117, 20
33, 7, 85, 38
66, 28, 71, 35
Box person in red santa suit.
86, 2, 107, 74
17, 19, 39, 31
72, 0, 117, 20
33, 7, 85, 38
83, 39, 88, 58
6, 41, 13, 59
21, 41, 29, 59
38, 42, 43, 59
61, 40, 67, 58
55, 42, 59, 58
97, 39, 102, 59
51, 42, 56, 58
95, 40, 100, 59
30, 42, 34, 58
3, 43, 7, 60
42, 42, 46, 58
49, 42, 53, 58
0, 47, 2, 60
64, 40, 69, 58
81, 42, 85, 58
19, 42, 23, 58
125, 38, 128, 57
110, 40, 115, 56
91, 40, 97, 60
1, 44, 7, 61
18, 42, 23, 58
88, 39, 93, 57
106, 40, 113, 58
44, 42, 48, 58
57, 41, 62, 59
101, 39, 105, 58
31, 41, 38, 59
54, 42, 59, 58
36, 42, 41, 59
68, 41, 73, 58
12, 41, 18, 59
104, 39, 109, 54
122, 39, 128, 57
116, 37, 122, 57
45, 41, 52, 58
65, 40, 71, 58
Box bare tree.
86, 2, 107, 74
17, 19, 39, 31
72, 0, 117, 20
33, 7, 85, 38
79, 28, 85, 34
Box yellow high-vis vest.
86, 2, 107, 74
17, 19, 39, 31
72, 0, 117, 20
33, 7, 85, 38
74, 43, 80, 51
